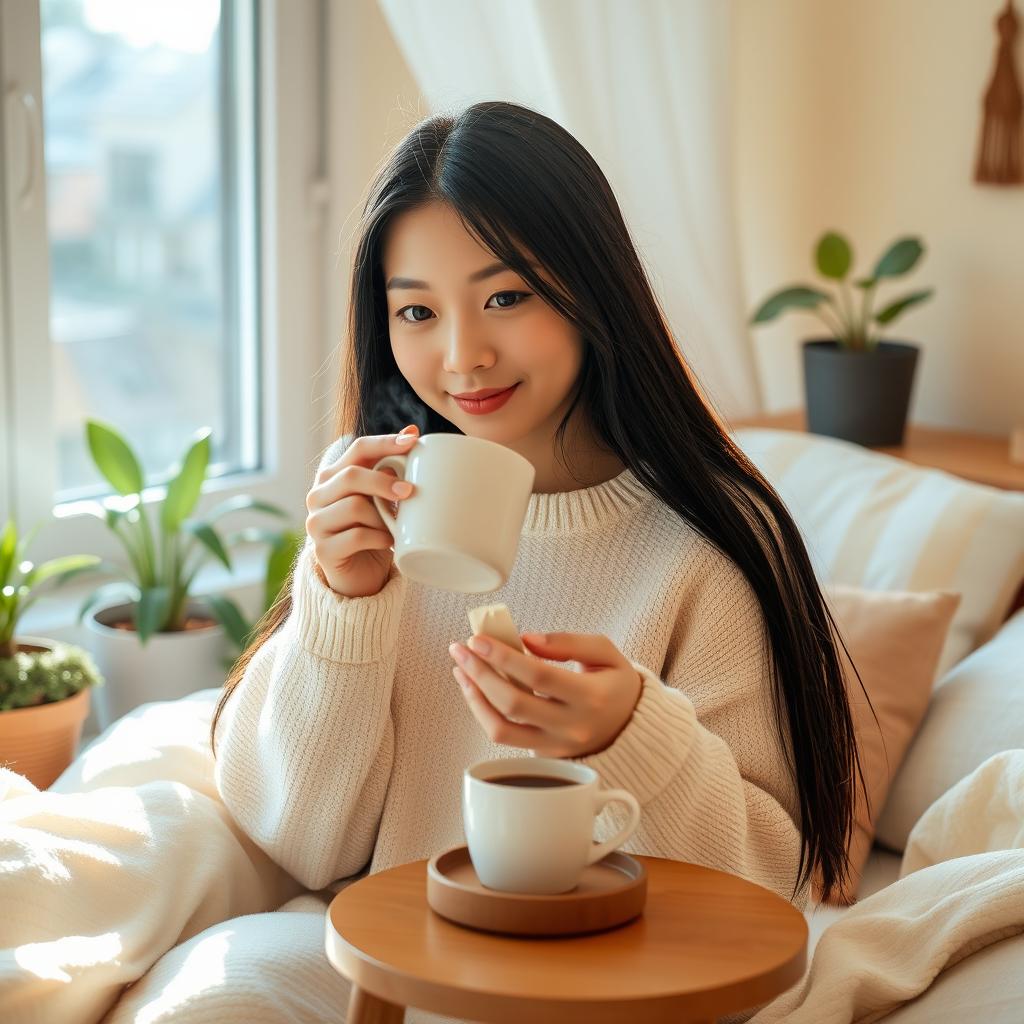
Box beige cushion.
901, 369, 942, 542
733, 427, 1024, 678
811, 585, 960, 905
875, 607, 1024, 852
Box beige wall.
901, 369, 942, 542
326, 1, 1023, 438
321, 0, 424, 442
735, 0, 1024, 434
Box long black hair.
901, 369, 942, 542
213, 100, 870, 905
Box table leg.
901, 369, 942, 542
346, 984, 405, 1023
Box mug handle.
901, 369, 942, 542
585, 788, 641, 866
370, 454, 408, 539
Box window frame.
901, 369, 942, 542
0, 0, 326, 632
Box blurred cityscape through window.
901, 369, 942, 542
40, 0, 258, 501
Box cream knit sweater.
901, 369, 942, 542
214, 435, 808, 915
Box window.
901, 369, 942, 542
0, 0, 321, 602
40, 0, 259, 502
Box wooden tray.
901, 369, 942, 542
425, 845, 647, 937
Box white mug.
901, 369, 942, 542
372, 433, 535, 593
463, 756, 642, 895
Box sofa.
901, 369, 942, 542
6, 424, 1024, 1023
732, 426, 1024, 1021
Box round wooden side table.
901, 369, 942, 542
326, 854, 807, 1024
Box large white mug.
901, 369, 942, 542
372, 433, 535, 593
463, 756, 642, 894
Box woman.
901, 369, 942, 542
113, 99, 868, 1023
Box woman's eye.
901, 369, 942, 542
393, 291, 531, 325
487, 290, 531, 310
394, 304, 433, 324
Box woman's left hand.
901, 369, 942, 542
448, 631, 644, 759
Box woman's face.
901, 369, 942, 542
381, 201, 583, 456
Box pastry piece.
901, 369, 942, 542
467, 603, 526, 653
467, 602, 534, 696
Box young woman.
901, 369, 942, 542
108, 99, 869, 1022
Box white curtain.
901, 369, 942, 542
373, 0, 762, 418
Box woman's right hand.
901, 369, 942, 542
305, 425, 420, 598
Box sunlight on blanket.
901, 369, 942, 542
15, 932, 122, 982
124, 928, 232, 1022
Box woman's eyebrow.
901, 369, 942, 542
385, 261, 535, 291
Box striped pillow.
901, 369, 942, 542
731, 428, 1024, 678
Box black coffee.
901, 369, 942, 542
486, 774, 576, 788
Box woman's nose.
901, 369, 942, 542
442, 328, 495, 374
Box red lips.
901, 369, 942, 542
450, 385, 518, 400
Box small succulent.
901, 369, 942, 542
1, 641, 102, 712
0, 518, 104, 710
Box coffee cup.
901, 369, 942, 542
463, 756, 642, 894
372, 433, 535, 593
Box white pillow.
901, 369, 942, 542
873, 607, 1024, 852
732, 427, 1024, 678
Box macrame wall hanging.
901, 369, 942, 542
975, 0, 1023, 185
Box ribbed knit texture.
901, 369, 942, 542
214, 435, 809, 926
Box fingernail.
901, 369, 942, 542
396, 432, 416, 444
392, 481, 413, 497
468, 636, 491, 655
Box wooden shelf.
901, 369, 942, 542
730, 410, 1024, 492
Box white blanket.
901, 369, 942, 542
750, 748, 1024, 1023
0, 690, 304, 1024
1, 691, 1022, 1024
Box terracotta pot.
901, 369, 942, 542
0, 637, 92, 790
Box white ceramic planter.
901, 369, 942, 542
84, 599, 227, 732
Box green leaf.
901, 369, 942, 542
77, 580, 143, 626
854, 276, 876, 289
204, 495, 290, 524
0, 520, 16, 588
815, 232, 852, 280
86, 420, 145, 495
205, 594, 254, 651
161, 429, 212, 534
264, 531, 302, 611
21, 554, 102, 591
872, 237, 924, 279
874, 288, 934, 325
183, 521, 232, 571
13, 521, 43, 568
750, 286, 830, 325
136, 586, 173, 644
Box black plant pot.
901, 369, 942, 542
802, 339, 920, 447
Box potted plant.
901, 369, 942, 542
0, 518, 104, 789
207, 526, 304, 672
750, 231, 934, 446
77, 420, 290, 730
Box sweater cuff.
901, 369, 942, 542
291, 541, 407, 663
571, 662, 697, 806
